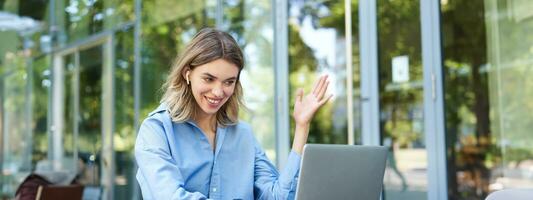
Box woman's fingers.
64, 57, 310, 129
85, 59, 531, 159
297, 88, 304, 102
316, 80, 329, 100
312, 75, 326, 96
311, 76, 320, 95
319, 94, 333, 105
314, 74, 329, 99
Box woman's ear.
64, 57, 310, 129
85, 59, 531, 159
182, 68, 191, 85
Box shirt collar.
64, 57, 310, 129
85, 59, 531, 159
148, 103, 169, 116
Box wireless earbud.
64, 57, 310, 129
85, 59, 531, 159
186, 71, 190, 85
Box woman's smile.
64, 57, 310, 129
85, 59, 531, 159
205, 96, 223, 107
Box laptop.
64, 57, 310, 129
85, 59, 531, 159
295, 144, 388, 200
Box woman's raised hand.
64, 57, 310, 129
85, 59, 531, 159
292, 75, 333, 127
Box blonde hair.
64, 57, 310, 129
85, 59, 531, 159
161, 28, 245, 126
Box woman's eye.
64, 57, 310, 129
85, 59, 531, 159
225, 81, 235, 86
204, 77, 213, 82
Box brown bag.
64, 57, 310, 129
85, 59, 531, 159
35, 185, 84, 200
14, 174, 51, 200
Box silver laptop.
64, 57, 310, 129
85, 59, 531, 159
295, 144, 388, 200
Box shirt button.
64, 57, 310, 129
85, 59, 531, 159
212, 187, 217, 192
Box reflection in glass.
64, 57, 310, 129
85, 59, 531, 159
288, 0, 348, 145
77, 45, 103, 186
63, 54, 76, 170
377, 0, 427, 199
61, 0, 134, 43
140, 0, 216, 118
351, 0, 361, 144
442, 0, 533, 199
114, 28, 136, 199
1, 67, 31, 197
487, 0, 533, 192
0, 3, 48, 197
31, 56, 51, 170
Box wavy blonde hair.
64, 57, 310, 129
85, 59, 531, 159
161, 28, 245, 126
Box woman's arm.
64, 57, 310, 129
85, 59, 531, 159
253, 138, 301, 200
291, 75, 332, 154
253, 75, 331, 199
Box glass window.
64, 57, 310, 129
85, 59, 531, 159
62, 53, 76, 167
58, 0, 134, 43
0, 30, 33, 197
376, 0, 427, 199
442, 0, 533, 199
76, 45, 104, 186
31, 55, 51, 177
54, 30, 126, 200
1, 66, 31, 198
288, 0, 349, 145
351, 0, 361, 144
1, 2, 49, 197
140, 0, 216, 118
114, 28, 136, 200
55, 44, 106, 191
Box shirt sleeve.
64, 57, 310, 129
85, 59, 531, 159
253, 138, 301, 200
135, 117, 210, 200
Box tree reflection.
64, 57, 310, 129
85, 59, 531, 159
140, 0, 215, 117
441, 0, 533, 199
442, 1, 493, 199
288, 0, 354, 145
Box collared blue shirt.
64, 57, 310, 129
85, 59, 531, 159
135, 104, 301, 200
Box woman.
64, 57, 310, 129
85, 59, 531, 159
135, 28, 331, 200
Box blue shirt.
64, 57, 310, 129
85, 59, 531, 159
135, 104, 301, 200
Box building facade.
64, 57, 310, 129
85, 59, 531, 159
1, 0, 532, 199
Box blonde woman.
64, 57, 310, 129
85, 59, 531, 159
135, 28, 331, 200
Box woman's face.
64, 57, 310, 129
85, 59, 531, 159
186, 59, 239, 118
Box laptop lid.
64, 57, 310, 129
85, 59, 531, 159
295, 144, 388, 200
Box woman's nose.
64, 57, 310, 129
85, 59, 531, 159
212, 84, 224, 97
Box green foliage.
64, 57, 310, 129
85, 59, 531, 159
287, 0, 350, 144
376, 0, 424, 149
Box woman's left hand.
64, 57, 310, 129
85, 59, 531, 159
292, 75, 333, 126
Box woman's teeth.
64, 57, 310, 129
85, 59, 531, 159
206, 97, 220, 104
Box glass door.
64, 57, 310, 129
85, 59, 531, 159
376, 0, 427, 199
441, 0, 533, 199
52, 36, 114, 200
76, 45, 104, 186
